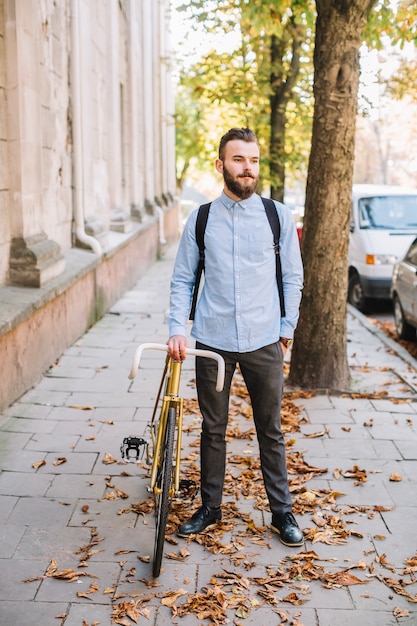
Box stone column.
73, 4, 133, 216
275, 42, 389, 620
152, 1, 163, 209
73, 0, 107, 248
164, 0, 177, 202
126, 0, 146, 222
159, 0, 176, 205
141, 0, 156, 215
5, 0, 65, 287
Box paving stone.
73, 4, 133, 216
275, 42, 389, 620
321, 437, 383, 460
0, 449, 49, 472
370, 439, 404, 460
14, 526, 91, 562
0, 416, 58, 434
0, 431, 32, 451
43, 405, 97, 421
63, 602, 115, 626
317, 607, 404, 625
64, 391, 147, 408
68, 496, 143, 528
0, 600, 69, 625
40, 451, 98, 474
7, 496, 76, 526
65, 524, 155, 564
371, 398, 416, 414
37, 375, 132, 394
0, 559, 45, 600
46, 364, 96, 379
73, 422, 137, 453
349, 574, 414, 612
391, 439, 417, 460
0, 525, 26, 558
0, 471, 52, 497
45, 474, 106, 499
325, 477, 394, 508
18, 389, 72, 406
383, 475, 417, 507
0, 402, 54, 420
51, 419, 100, 436
0, 495, 18, 522
35, 560, 120, 603
303, 407, 356, 424
24, 433, 81, 452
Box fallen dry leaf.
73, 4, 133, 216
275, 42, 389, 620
389, 473, 403, 482
304, 428, 329, 439
68, 404, 95, 410
342, 465, 367, 483
282, 592, 303, 605
102, 452, 118, 464
32, 459, 46, 470
53, 457, 67, 466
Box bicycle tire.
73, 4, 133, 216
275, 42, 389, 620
153, 406, 176, 577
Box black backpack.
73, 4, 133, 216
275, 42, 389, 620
189, 197, 285, 320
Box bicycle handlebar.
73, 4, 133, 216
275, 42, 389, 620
128, 342, 225, 392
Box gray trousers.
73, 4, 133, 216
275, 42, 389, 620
195, 340, 292, 516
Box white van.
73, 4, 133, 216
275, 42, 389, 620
348, 184, 417, 312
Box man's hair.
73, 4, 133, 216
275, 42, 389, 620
218, 127, 258, 161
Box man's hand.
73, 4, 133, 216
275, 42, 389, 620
167, 335, 188, 361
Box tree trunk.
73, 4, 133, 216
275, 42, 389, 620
269, 30, 300, 202
289, 0, 377, 390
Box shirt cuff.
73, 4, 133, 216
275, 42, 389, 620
169, 324, 187, 338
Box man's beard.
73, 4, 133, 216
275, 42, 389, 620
223, 165, 259, 200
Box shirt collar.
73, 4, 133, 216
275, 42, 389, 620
220, 190, 261, 211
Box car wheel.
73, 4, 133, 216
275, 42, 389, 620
348, 274, 369, 314
393, 294, 416, 341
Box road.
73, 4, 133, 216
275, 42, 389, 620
365, 299, 417, 361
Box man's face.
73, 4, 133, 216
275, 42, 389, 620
216, 139, 260, 201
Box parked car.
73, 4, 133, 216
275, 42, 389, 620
348, 185, 417, 313
391, 237, 417, 340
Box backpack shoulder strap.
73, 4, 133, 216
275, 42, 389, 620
261, 197, 286, 318
189, 202, 211, 321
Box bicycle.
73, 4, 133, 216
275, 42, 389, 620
121, 343, 225, 577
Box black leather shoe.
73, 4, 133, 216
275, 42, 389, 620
177, 505, 221, 537
271, 512, 304, 547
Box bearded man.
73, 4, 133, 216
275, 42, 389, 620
167, 127, 304, 547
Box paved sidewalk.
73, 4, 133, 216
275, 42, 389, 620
0, 245, 416, 626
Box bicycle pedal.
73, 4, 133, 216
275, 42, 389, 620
177, 479, 199, 500
120, 436, 148, 462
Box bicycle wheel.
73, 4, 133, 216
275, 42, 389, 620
153, 406, 176, 577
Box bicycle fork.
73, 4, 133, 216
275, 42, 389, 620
150, 359, 183, 498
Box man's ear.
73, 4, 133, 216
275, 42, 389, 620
215, 159, 223, 174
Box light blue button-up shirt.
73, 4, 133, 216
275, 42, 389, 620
168, 192, 303, 353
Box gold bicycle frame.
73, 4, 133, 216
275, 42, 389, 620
149, 356, 183, 497
127, 343, 224, 504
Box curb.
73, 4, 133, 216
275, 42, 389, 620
347, 303, 417, 372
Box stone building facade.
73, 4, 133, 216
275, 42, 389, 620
0, 0, 179, 411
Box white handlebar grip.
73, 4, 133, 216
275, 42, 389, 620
128, 343, 225, 392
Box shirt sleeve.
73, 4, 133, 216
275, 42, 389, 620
167, 209, 200, 338
276, 202, 304, 339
